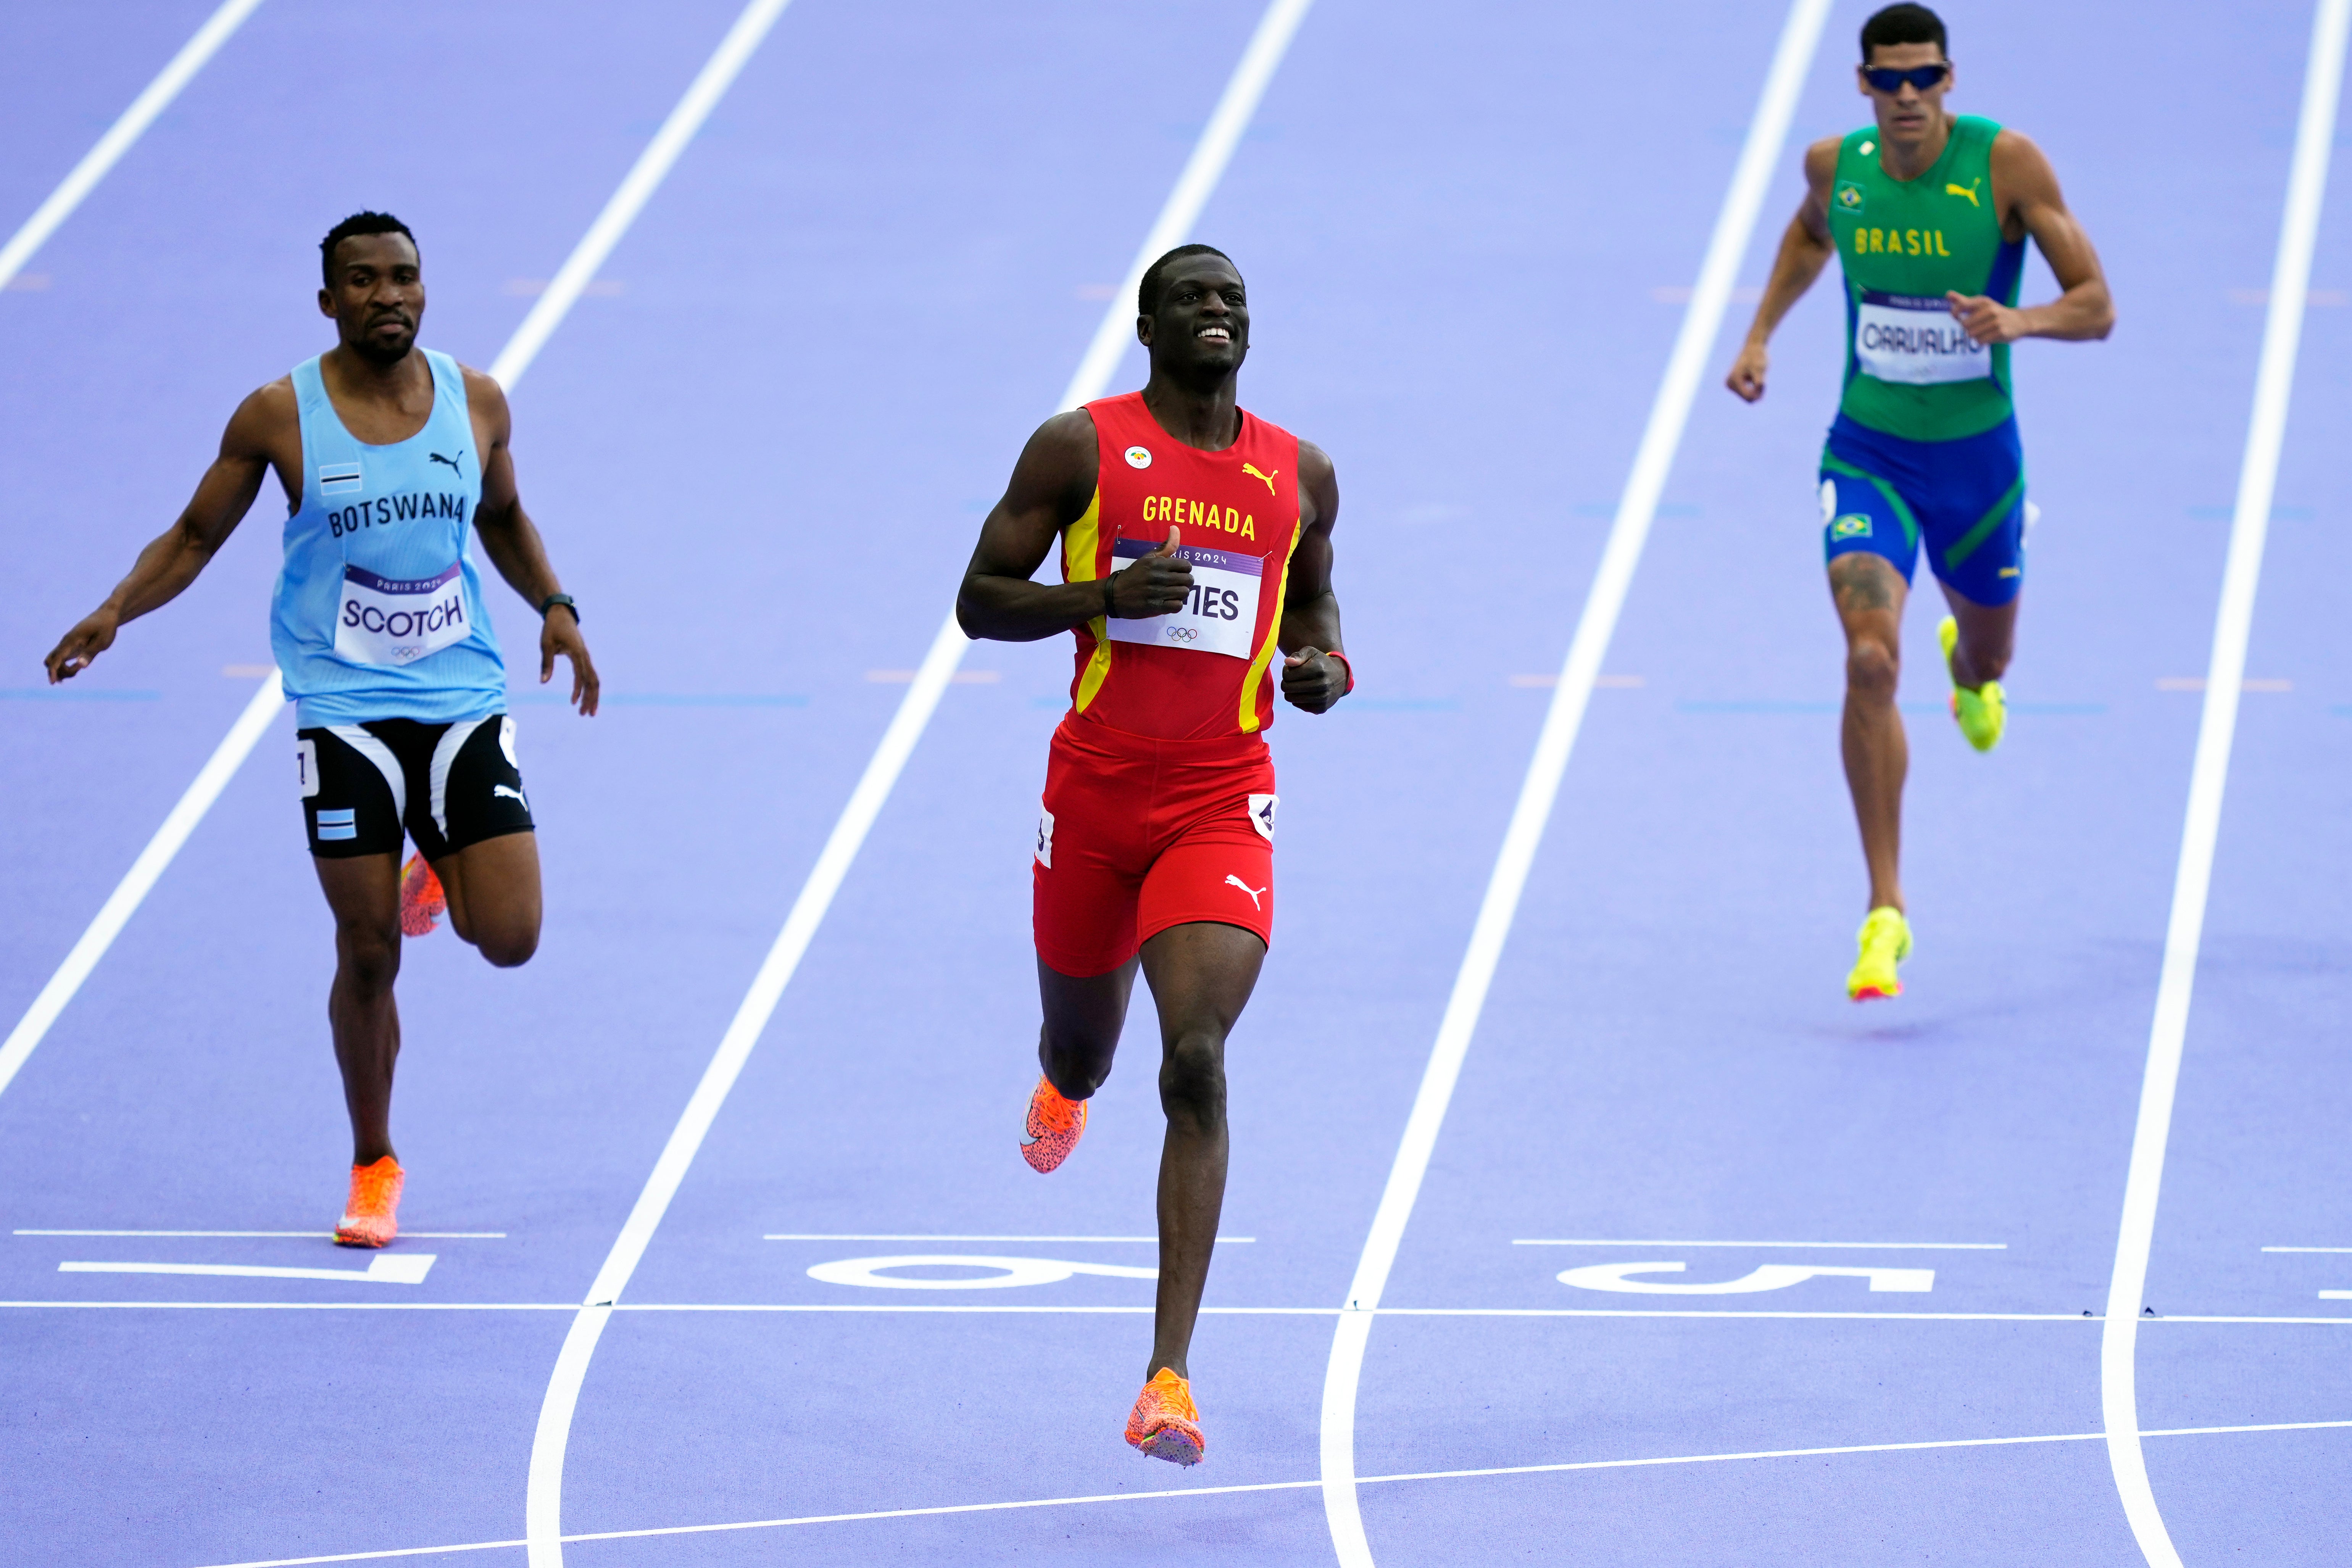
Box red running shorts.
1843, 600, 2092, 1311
1032, 717, 1278, 978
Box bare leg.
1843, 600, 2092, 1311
434, 830, 542, 968
1938, 581, 2018, 690
1831, 554, 1909, 913
1035, 954, 1139, 1100
1135, 921, 1264, 1383
313, 855, 403, 1165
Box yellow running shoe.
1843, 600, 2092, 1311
334, 1156, 405, 1247
1938, 616, 2005, 753
1847, 906, 1912, 1001
1124, 1367, 1205, 1465
1019, 1075, 1087, 1174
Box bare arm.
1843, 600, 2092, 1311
1277, 440, 1347, 713
956, 411, 1193, 642
463, 366, 599, 715
1726, 136, 1842, 403
1947, 130, 2115, 345
44, 382, 289, 681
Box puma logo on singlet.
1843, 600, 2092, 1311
1945, 179, 1981, 207
429, 451, 464, 475
1241, 462, 1279, 496
1224, 874, 1266, 909
493, 784, 527, 809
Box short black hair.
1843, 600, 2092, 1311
320, 211, 417, 286
1860, 3, 1947, 61
1138, 243, 1238, 316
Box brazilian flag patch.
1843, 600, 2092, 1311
1830, 514, 1873, 540
1833, 180, 1865, 216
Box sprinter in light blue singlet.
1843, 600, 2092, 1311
45, 213, 600, 1249
274, 345, 506, 727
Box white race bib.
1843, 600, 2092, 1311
1855, 290, 1991, 385
335, 561, 471, 666
1104, 538, 1261, 661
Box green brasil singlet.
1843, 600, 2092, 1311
1825, 113, 2025, 442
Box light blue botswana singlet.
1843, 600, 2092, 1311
271, 349, 505, 727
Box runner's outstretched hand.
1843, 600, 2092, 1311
44, 606, 121, 683
539, 607, 600, 717
1281, 646, 1348, 714
1107, 525, 1191, 618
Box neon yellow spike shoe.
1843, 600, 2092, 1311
1847, 906, 1912, 1002
1938, 616, 2005, 753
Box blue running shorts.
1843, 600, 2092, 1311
1818, 413, 2026, 607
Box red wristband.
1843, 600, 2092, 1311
1327, 649, 1354, 695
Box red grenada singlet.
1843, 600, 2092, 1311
1060, 392, 1303, 741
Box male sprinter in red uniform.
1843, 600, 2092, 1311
958, 244, 1348, 1464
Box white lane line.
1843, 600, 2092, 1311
0, 671, 283, 1102
191, 1418, 2352, 1568
487, 0, 792, 386
0, 2, 783, 1109
8, 1299, 2352, 1323
0, 1300, 575, 1311
2099, 2, 2351, 1563
1512, 1239, 2004, 1249
58, 1255, 433, 1284
15, 1229, 503, 1238
762, 1233, 1254, 1242
518, 4, 1315, 1562
1316, 0, 1834, 1560
0, 0, 266, 292
2263, 1246, 2352, 1253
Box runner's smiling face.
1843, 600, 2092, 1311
319, 232, 425, 366
1857, 41, 1954, 151
1140, 257, 1248, 379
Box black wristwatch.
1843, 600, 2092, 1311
538, 592, 579, 623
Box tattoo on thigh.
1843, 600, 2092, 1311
1833, 563, 1895, 614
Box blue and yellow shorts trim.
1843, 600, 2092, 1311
1817, 413, 2025, 607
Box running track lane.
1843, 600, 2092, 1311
1341, 1, 2352, 1563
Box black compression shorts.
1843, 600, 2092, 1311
295, 714, 533, 861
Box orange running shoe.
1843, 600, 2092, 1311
1020, 1075, 1087, 1173
399, 854, 445, 938
335, 1156, 405, 1248
1124, 1368, 1205, 1466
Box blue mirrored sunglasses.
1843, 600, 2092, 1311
1863, 63, 1949, 92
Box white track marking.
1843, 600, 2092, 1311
1315, 0, 1833, 1560
2099, 2, 2351, 1563
2263, 1246, 2352, 1253
803, 1254, 1160, 1289
15, 1229, 501, 1238
763, 1233, 1253, 1242
58, 1254, 433, 1284
487, 0, 792, 387
0, 0, 266, 292
1556, 1261, 1934, 1294
1513, 1238, 2002, 1249
1, 0, 780, 1107
8, 1299, 2352, 1322
519, 5, 1314, 1561
193, 1419, 2352, 1568
0, 671, 283, 1102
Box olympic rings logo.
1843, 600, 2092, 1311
1166, 626, 1199, 643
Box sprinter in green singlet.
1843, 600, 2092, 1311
1725, 3, 2113, 1000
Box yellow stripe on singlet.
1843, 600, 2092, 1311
1236, 524, 1302, 734
1064, 488, 1115, 713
